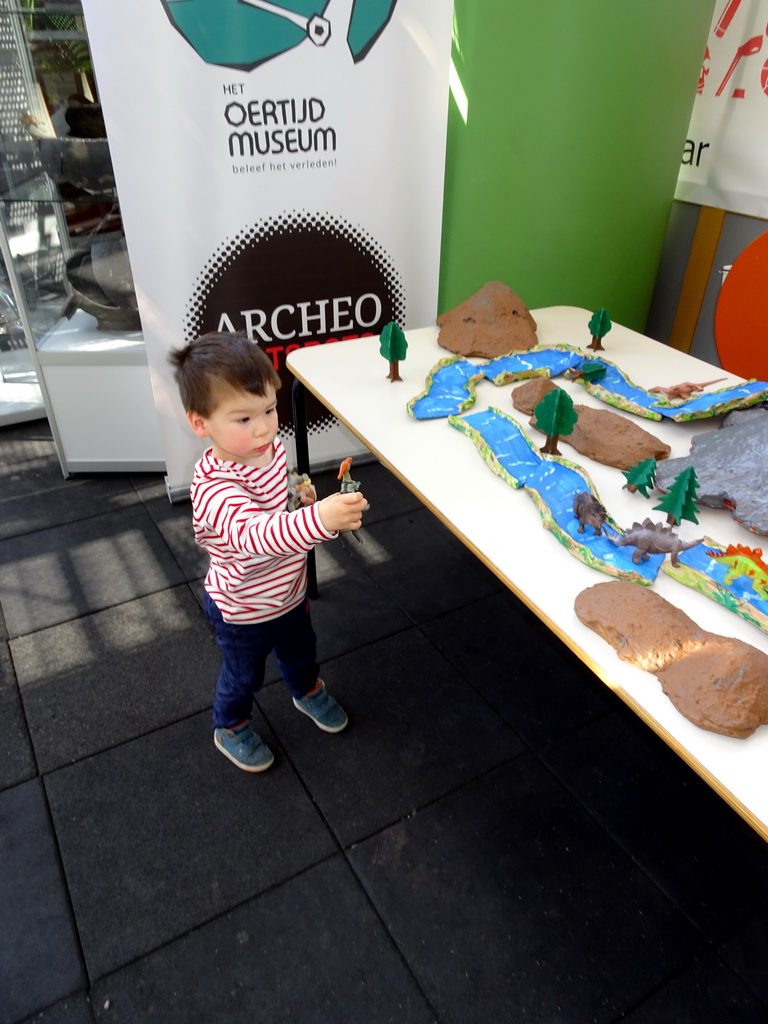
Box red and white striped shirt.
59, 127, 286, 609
190, 439, 336, 623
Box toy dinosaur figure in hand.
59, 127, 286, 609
287, 471, 315, 511
338, 457, 370, 507
648, 379, 726, 402
337, 457, 370, 543
705, 544, 768, 600
608, 517, 703, 567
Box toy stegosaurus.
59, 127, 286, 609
705, 544, 768, 601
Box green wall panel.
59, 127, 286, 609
439, 1, 715, 331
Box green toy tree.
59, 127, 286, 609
623, 458, 657, 497
379, 321, 408, 382
653, 466, 700, 525
568, 360, 607, 383
534, 389, 578, 456
587, 308, 612, 351
581, 360, 608, 382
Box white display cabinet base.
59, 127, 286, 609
37, 311, 165, 474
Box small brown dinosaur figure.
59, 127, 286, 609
648, 379, 726, 401
573, 491, 607, 535
608, 517, 703, 567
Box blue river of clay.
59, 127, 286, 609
456, 408, 665, 583
410, 349, 768, 421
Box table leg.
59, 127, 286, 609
291, 378, 317, 598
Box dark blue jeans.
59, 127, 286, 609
204, 593, 319, 729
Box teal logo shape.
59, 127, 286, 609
161, 0, 398, 69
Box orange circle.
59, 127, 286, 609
714, 230, 768, 380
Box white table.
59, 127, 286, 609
288, 306, 768, 840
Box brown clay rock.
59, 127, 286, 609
565, 406, 671, 469
436, 282, 538, 357
539, 404, 670, 470
574, 582, 707, 673
657, 642, 768, 740
513, 382, 671, 469
511, 377, 559, 412
574, 581, 768, 738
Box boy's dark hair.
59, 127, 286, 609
169, 332, 281, 415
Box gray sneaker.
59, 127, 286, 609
293, 681, 348, 733
214, 722, 274, 772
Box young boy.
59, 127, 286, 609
169, 332, 367, 773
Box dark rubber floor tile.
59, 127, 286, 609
141, 493, 207, 581
90, 857, 435, 1024
17, 993, 95, 1024
0, 461, 144, 541
258, 628, 526, 846
0, 505, 185, 636
619, 951, 768, 1023
0, 419, 56, 463
305, 540, 412, 663
541, 712, 768, 938
349, 756, 701, 1024
11, 586, 219, 772
0, 640, 35, 791
0, 780, 84, 1023
44, 711, 336, 979
422, 590, 614, 747
719, 905, 768, 1006
349, 507, 502, 622
311, 459, 423, 525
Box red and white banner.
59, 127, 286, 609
676, 0, 768, 216
81, 0, 453, 496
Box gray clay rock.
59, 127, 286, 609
513, 379, 671, 470
436, 282, 538, 357
574, 580, 768, 738
655, 408, 768, 535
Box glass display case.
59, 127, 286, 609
0, 0, 163, 472
0, 245, 43, 423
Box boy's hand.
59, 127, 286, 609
316, 491, 367, 533
297, 482, 316, 505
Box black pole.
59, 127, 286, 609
291, 378, 317, 598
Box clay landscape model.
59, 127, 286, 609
448, 406, 666, 585
408, 346, 768, 424
397, 284, 768, 736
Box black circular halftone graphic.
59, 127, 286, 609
185, 212, 405, 438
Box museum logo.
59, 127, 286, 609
184, 211, 405, 437
160, 0, 399, 68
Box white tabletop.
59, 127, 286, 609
288, 305, 768, 840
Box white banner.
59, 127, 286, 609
80, 0, 452, 495
676, 0, 768, 216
